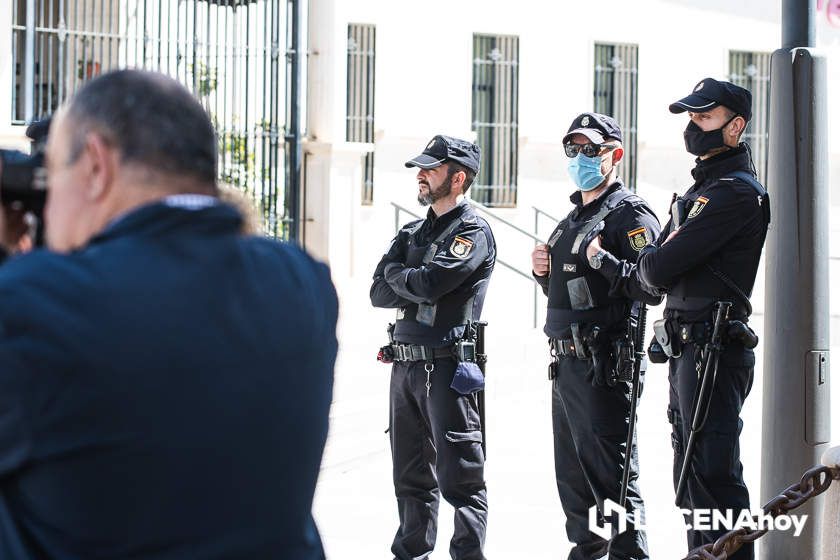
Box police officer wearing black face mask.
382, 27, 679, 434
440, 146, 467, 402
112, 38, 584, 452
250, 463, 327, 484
531, 113, 661, 560
636, 79, 770, 560
370, 135, 496, 560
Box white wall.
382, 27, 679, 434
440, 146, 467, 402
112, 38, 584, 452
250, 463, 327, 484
2, 0, 839, 290
317, 0, 840, 306
0, 0, 25, 148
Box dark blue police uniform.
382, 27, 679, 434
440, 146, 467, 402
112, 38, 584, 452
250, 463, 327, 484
537, 113, 661, 560
370, 136, 495, 560
537, 180, 661, 560
0, 197, 338, 560
638, 80, 770, 560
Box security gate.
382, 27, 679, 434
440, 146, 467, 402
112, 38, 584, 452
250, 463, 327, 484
11, 0, 302, 239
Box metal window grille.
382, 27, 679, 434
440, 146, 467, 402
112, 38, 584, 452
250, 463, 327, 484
593, 42, 639, 191
471, 33, 518, 208
11, 0, 302, 239
345, 23, 375, 206
361, 151, 374, 204
729, 50, 771, 186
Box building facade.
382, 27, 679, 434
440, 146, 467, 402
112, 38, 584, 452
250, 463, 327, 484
301, 0, 840, 341
2, 0, 840, 335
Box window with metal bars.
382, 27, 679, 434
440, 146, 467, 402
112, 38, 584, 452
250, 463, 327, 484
10, 0, 299, 239
729, 50, 771, 186
471, 33, 518, 208
346, 23, 375, 206
593, 42, 639, 191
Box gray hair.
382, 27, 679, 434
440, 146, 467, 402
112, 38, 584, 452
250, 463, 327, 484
65, 69, 217, 188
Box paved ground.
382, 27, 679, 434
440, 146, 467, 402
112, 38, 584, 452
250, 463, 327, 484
313, 184, 840, 559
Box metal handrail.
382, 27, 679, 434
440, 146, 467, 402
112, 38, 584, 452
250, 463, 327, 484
465, 200, 562, 329
390, 202, 538, 283
532, 205, 561, 225
466, 199, 545, 244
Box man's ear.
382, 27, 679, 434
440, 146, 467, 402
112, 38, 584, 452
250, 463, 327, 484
612, 146, 625, 165
728, 116, 747, 139
453, 170, 467, 195
83, 132, 117, 201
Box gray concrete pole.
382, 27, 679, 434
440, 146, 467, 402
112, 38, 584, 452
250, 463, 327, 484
761, 3, 830, 557
782, 0, 815, 49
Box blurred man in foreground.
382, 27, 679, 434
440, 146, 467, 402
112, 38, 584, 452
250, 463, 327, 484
0, 69, 337, 559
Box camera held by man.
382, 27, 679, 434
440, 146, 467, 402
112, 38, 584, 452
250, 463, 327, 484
0, 117, 51, 253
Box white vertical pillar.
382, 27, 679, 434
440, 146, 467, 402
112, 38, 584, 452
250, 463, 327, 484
306, 0, 341, 145
0, 0, 34, 147
0, 0, 22, 143
303, 0, 365, 283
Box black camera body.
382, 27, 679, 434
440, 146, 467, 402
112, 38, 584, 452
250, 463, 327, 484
0, 118, 51, 217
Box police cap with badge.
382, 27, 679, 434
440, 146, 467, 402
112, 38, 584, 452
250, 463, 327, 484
405, 135, 481, 173
669, 77, 752, 121
404, 135, 482, 261
562, 112, 623, 149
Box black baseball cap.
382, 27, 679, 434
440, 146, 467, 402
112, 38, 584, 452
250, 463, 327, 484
405, 135, 481, 174
562, 112, 622, 144
669, 78, 753, 121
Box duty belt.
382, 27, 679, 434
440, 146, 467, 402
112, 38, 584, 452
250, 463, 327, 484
390, 343, 454, 362
675, 322, 711, 345
549, 337, 590, 359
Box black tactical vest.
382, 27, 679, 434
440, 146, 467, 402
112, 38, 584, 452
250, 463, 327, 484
392, 208, 492, 346
544, 188, 639, 338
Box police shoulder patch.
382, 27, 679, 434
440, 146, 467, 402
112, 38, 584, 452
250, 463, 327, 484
626, 227, 649, 252
449, 236, 474, 259
687, 196, 709, 219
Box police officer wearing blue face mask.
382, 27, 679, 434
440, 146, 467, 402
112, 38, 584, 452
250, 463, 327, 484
531, 113, 661, 560
636, 79, 769, 560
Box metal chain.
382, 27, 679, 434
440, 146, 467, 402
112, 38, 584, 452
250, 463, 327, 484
682, 464, 840, 560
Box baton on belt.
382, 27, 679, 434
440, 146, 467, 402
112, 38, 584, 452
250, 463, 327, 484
475, 321, 488, 458
674, 301, 732, 507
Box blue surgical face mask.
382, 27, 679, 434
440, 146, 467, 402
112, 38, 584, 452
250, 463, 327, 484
567, 153, 607, 192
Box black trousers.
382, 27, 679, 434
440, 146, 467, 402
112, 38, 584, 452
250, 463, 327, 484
389, 358, 487, 560
668, 342, 754, 559
552, 355, 649, 560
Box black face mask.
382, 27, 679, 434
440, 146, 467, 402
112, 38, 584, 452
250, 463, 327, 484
683, 114, 738, 156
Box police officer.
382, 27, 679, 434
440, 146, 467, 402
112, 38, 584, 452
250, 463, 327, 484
531, 113, 661, 560
370, 135, 496, 560
636, 79, 770, 560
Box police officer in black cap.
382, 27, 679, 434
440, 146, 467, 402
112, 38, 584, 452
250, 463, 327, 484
371, 135, 496, 560
635, 78, 770, 559
531, 113, 661, 560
